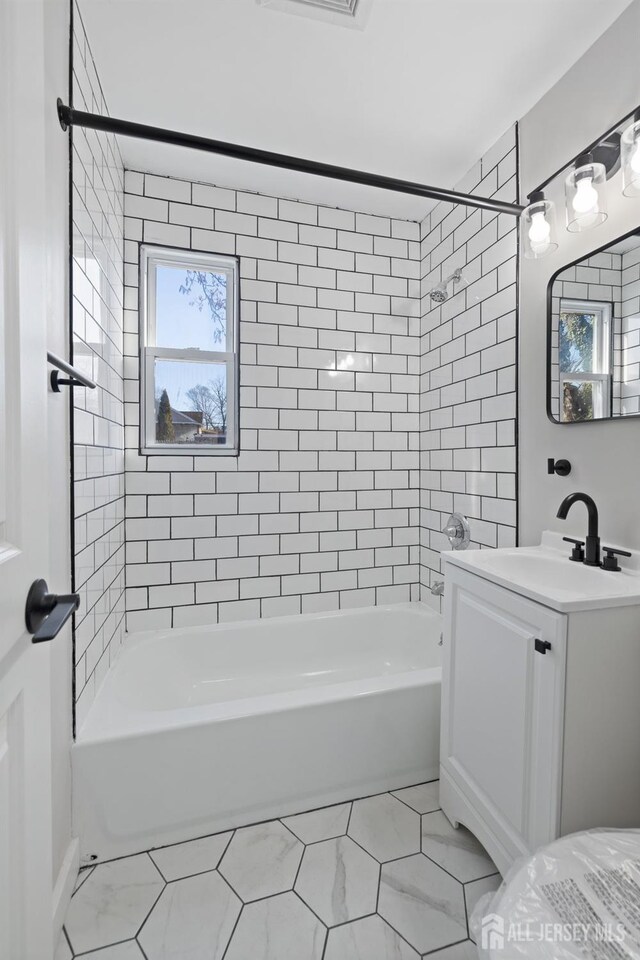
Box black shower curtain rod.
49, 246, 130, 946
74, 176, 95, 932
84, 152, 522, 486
57, 100, 524, 218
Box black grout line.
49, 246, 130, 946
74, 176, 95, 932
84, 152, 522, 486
69, 934, 139, 958
291, 887, 330, 933
129, 855, 168, 943
463, 884, 472, 941
421, 937, 473, 958
390, 787, 439, 816
419, 839, 495, 889
61, 926, 73, 954
144, 827, 235, 884
380, 910, 441, 957
136, 938, 151, 960
290, 846, 306, 895
70, 865, 94, 897
462, 868, 502, 885
319, 918, 329, 960
219, 900, 244, 960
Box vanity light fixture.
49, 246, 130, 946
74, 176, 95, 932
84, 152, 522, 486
521, 191, 558, 260
565, 153, 608, 232
621, 111, 640, 197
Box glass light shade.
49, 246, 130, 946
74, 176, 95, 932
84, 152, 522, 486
521, 195, 558, 260
565, 159, 607, 232
621, 118, 640, 197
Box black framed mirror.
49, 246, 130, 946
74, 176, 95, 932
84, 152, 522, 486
547, 227, 640, 424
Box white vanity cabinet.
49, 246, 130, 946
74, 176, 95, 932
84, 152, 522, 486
440, 549, 640, 876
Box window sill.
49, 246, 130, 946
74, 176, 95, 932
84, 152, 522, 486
140, 445, 239, 457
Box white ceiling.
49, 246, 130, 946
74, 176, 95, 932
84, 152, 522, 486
79, 0, 634, 220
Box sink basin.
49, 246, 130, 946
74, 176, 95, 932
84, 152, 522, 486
443, 533, 640, 612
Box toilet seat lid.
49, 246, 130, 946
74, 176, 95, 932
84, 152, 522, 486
480, 830, 640, 959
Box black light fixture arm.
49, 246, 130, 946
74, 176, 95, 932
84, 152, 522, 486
56, 100, 524, 219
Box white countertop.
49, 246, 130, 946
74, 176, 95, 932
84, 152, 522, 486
443, 531, 640, 612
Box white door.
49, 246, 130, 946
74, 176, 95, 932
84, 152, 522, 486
440, 565, 567, 868
0, 1, 59, 956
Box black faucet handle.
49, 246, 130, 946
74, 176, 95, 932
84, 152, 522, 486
601, 546, 632, 572
563, 536, 585, 562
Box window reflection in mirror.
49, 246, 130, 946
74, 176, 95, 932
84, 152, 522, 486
548, 231, 640, 423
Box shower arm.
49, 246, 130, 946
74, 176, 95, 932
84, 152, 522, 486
56, 100, 524, 219
444, 268, 464, 286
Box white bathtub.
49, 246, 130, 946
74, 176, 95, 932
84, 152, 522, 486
73, 602, 442, 861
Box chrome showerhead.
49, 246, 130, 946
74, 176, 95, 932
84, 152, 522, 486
428, 268, 468, 305
429, 282, 448, 303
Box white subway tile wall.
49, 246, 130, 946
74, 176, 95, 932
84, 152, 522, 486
621, 245, 640, 414
419, 127, 518, 605
69, 29, 520, 686
72, 1, 125, 722
123, 174, 422, 630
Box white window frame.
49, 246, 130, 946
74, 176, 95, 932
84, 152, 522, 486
559, 298, 612, 421
140, 245, 239, 455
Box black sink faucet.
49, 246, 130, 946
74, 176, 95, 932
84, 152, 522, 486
556, 492, 600, 566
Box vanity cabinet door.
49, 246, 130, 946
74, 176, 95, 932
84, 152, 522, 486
440, 564, 567, 867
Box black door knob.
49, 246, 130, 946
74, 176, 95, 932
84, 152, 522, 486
25, 579, 80, 643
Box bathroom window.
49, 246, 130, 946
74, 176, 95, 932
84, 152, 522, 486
140, 245, 239, 455
558, 298, 612, 422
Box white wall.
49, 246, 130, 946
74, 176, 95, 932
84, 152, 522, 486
519, 0, 640, 549
519, 2, 640, 200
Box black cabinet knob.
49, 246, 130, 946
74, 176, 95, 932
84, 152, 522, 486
534, 639, 552, 655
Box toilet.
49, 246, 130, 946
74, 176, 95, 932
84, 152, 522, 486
470, 829, 640, 959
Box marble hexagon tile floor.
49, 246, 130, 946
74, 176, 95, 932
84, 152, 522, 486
56, 780, 501, 960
